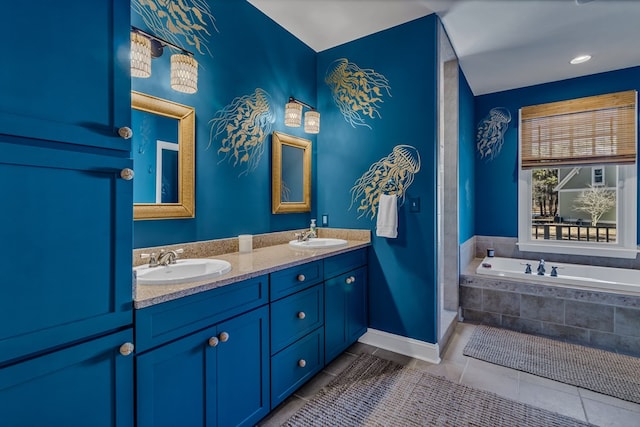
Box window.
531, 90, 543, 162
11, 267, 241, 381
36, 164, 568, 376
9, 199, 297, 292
518, 90, 638, 258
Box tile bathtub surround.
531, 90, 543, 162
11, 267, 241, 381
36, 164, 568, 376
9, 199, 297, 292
459, 236, 476, 274
460, 260, 640, 356
132, 228, 371, 308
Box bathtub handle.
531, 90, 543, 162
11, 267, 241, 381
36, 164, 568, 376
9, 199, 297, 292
551, 266, 558, 277
525, 263, 532, 274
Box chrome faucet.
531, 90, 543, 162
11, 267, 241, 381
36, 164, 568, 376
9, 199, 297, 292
157, 250, 178, 266
295, 231, 314, 242
537, 259, 545, 275
141, 248, 184, 267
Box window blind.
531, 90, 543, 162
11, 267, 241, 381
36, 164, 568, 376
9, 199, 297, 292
520, 90, 637, 169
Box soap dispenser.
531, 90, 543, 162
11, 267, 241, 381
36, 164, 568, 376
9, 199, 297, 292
309, 218, 317, 238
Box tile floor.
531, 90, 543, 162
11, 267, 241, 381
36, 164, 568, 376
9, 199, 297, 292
259, 323, 640, 427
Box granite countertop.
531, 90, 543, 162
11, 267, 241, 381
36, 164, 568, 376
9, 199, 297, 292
134, 231, 370, 309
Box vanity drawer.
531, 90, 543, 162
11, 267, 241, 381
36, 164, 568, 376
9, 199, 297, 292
270, 284, 324, 354
270, 260, 323, 301
135, 275, 268, 352
271, 327, 324, 408
324, 248, 367, 279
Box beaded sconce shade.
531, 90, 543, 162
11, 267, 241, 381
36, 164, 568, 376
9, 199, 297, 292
304, 110, 320, 134
170, 54, 198, 94
284, 101, 303, 127
130, 32, 151, 78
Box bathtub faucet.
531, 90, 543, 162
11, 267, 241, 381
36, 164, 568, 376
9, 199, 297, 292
524, 263, 532, 274
537, 259, 545, 275
551, 266, 558, 277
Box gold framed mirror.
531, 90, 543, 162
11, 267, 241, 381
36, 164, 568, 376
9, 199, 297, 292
132, 91, 195, 220
272, 131, 311, 214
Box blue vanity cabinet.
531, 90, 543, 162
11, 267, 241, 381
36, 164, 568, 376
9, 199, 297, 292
324, 249, 368, 363
0, 328, 134, 427
137, 306, 269, 427
269, 262, 325, 408
0, 1, 133, 424
0, 141, 133, 367
216, 306, 270, 427
0, 141, 134, 426
270, 284, 324, 354
135, 277, 270, 427
270, 260, 323, 300
0, 0, 131, 151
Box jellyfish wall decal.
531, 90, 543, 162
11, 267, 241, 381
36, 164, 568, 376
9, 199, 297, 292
350, 145, 421, 219
476, 107, 511, 161
325, 58, 392, 129
131, 0, 218, 56
208, 88, 276, 176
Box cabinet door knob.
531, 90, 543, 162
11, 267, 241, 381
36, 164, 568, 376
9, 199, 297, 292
297, 274, 305, 282
118, 126, 133, 139
298, 359, 306, 368
208, 337, 219, 347
120, 168, 134, 180
119, 342, 135, 356
345, 276, 356, 284
297, 311, 306, 320
218, 331, 230, 342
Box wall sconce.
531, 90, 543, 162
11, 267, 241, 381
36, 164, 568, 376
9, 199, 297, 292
284, 96, 320, 134
130, 26, 198, 94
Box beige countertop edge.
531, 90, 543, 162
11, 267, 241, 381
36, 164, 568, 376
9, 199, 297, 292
134, 240, 371, 309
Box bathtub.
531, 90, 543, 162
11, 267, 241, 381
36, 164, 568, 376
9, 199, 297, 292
475, 256, 640, 296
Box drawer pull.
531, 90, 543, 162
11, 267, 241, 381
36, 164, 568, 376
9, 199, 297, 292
297, 311, 306, 320
298, 359, 307, 368
208, 337, 219, 347
345, 276, 356, 284
118, 126, 133, 139
297, 274, 306, 282
119, 342, 135, 356
120, 168, 134, 181
218, 331, 230, 342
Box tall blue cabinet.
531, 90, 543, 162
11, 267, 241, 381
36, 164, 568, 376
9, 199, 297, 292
0, 1, 134, 426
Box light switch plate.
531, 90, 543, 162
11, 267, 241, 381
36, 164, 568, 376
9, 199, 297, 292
409, 197, 420, 213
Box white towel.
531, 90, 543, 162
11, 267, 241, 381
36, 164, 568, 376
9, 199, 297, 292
376, 194, 398, 238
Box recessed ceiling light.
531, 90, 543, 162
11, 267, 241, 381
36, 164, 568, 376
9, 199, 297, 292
570, 55, 592, 65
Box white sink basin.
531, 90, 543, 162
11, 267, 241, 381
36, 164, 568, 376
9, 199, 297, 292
134, 259, 232, 285
288, 238, 348, 250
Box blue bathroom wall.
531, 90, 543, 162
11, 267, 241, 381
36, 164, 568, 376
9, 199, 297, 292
316, 15, 439, 344
132, 110, 178, 203
459, 70, 475, 244
132, 0, 317, 248
475, 66, 640, 241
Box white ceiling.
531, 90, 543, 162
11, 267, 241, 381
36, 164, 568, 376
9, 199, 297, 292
247, 0, 640, 95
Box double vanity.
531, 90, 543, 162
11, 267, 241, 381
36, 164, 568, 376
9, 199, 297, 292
132, 230, 370, 427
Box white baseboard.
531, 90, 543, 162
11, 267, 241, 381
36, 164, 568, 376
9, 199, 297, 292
358, 328, 441, 364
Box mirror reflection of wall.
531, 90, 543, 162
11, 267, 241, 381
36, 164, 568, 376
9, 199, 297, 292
157, 141, 179, 203
132, 109, 179, 204
132, 91, 195, 220
281, 144, 304, 202
271, 131, 311, 214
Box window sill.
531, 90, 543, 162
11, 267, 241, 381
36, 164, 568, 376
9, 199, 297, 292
516, 241, 639, 259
